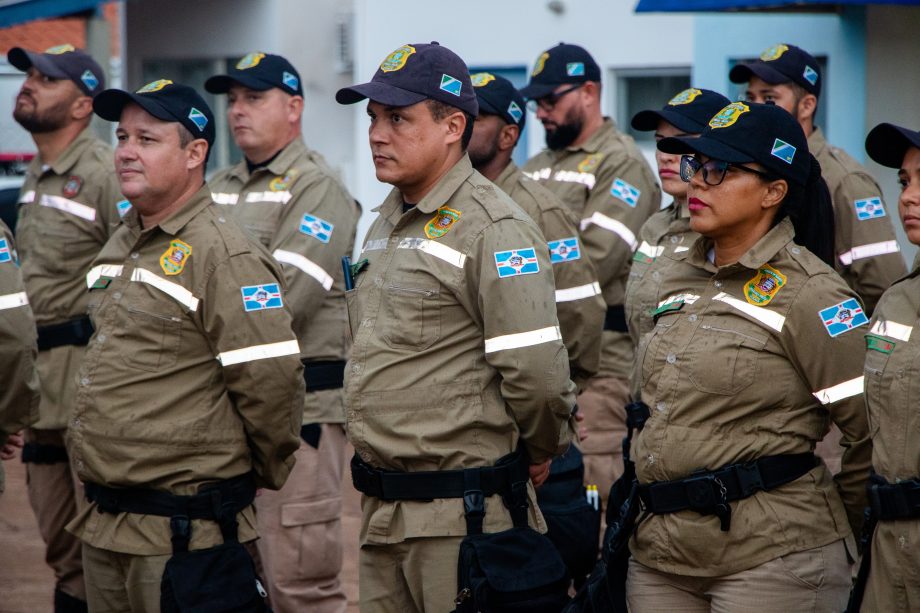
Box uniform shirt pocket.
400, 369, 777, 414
116, 297, 183, 372
863, 347, 892, 436
381, 277, 441, 350
686, 322, 767, 395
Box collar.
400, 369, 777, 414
28, 129, 96, 178
564, 117, 616, 155
493, 160, 520, 194
806, 127, 827, 158
229, 138, 307, 183
124, 183, 213, 236
683, 218, 796, 272
375, 154, 474, 226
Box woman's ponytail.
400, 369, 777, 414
779, 154, 835, 267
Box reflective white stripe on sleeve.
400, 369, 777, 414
870, 318, 913, 342
636, 240, 664, 260
217, 339, 301, 366
484, 325, 562, 353
363, 238, 388, 252
580, 212, 638, 250
211, 192, 239, 205
19, 190, 35, 204
813, 376, 864, 405
556, 281, 602, 303
713, 292, 786, 332
838, 240, 900, 266
0, 291, 28, 310
130, 268, 200, 311
40, 194, 96, 221
398, 237, 466, 269
273, 249, 334, 291
85, 264, 125, 288
673, 245, 690, 253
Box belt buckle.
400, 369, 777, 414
685, 473, 718, 512
734, 462, 765, 498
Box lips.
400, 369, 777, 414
659, 169, 678, 177
688, 197, 708, 212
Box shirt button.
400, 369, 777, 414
130, 252, 139, 259
218, 216, 226, 223
80, 377, 91, 386
655, 402, 666, 413
361, 319, 372, 327
646, 454, 655, 464
791, 246, 801, 255
652, 271, 660, 281
670, 236, 678, 244
96, 334, 106, 343
72, 418, 80, 428
75, 459, 84, 470
113, 292, 122, 300
714, 280, 723, 289
688, 314, 697, 322
374, 276, 383, 287
352, 364, 362, 374
666, 353, 677, 364
899, 535, 908, 548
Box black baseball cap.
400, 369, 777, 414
659, 101, 810, 186
471, 72, 526, 130
93, 80, 216, 152
519, 43, 601, 100
204, 52, 303, 97
8, 43, 105, 96
336, 42, 478, 116
631, 88, 731, 134
729, 43, 822, 97
865, 123, 920, 169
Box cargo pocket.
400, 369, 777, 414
119, 304, 182, 372
279, 497, 343, 581
382, 279, 441, 350
686, 323, 766, 395
863, 347, 891, 436
345, 288, 359, 342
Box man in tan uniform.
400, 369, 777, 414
65, 80, 304, 611
468, 71, 604, 389
8, 43, 120, 613
336, 42, 577, 611
206, 52, 360, 613
0, 221, 40, 494
521, 43, 661, 497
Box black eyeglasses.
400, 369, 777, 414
526, 84, 583, 112
680, 155, 773, 186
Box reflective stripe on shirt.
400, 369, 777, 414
273, 249, 333, 291
838, 240, 900, 265
397, 237, 467, 269
0, 291, 28, 310
217, 339, 301, 366
40, 194, 96, 221
712, 292, 786, 332
813, 376, 864, 405
869, 318, 913, 342
580, 212, 638, 250
556, 281, 602, 303
86, 264, 125, 288
130, 268, 200, 312
484, 325, 562, 353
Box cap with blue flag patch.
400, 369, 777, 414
8, 44, 105, 96
470, 72, 526, 131
519, 43, 601, 101
631, 88, 731, 134
205, 52, 304, 97
729, 43, 822, 97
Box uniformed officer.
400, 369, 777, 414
64, 80, 304, 610
857, 122, 920, 611
625, 87, 730, 347
732, 43, 906, 313
336, 42, 577, 611
0, 220, 40, 494
626, 102, 871, 611
521, 43, 661, 497
468, 71, 604, 389
8, 43, 120, 613
205, 52, 360, 613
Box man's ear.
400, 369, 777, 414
497, 123, 520, 152
797, 94, 817, 124
288, 95, 304, 124
185, 139, 209, 171
71, 95, 94, 121
444, 111, 466, 146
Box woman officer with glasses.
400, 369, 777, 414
625, 102, 871, 612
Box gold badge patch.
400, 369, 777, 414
532, 52, 550, 77
269, 169, 299, 192
708, 102, 749, 129
380, 45, 416, 72
470, 72, 496, 88
577, 153, 604, 173
160, 239, 192, 276
668, 88, 702, 106
760, 44, 789, 62
744, 264, 786, 306
236, 52, 266, 70
137, 79, 173, 94
45, 44, 75, 54
424, 206, 461, 239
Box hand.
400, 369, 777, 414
529, 459, 552, 488
574, 411, 588, 442
0, 432, 24, 460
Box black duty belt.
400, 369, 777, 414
85, 473, 256, 521
638, 453, 818, 531
868, 474, 920, 521
351, 451, 527, 502
303, 360, 346, 391
37, 316, 94, 352
21, 442, 68, 464
604, 305, 627, 333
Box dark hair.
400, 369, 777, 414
426, 99, 474, 150
774, 154, 834, 266
787, 81, 818, 124
177, 123, 210, 170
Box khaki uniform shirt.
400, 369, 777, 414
66, 185, 304, 555
0, 222, 40, 492
209, 139, 360, 424
346, 156, 576, 546
493, 161, 605, 388
524, 118, 661, 379
632, 219, 871, 576
810, 128, 906, 313
864, 264, 920, 482
16, 130, 124, 430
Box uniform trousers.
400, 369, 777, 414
862, 519, 920, 612
26, 427, 86, 601
626, 539, 850, 612
359, 535, 465, 613
254, 423, 347, 613
576, 374, 630, 506
82, 544, 169, 613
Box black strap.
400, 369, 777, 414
845, 506, 878, 613
36, 316, 94, 352
300, 423, 322, 449
638, 453, 818, 531
604, 305, 627, 332
21, 442, 69, 464
303, 360, 346, 391
622, 401, 649, 467
868, 474, 920, 520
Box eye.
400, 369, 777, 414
763, 94, 775, 102
116, 133, 127, 143
898, 178, 909, 190
391, 113, 403, 123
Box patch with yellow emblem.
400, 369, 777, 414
269, 169, 299, 192
160, 239, 192, 276
668, 88, 702, 106
45, 44, 76, 54
380, 45, 416, 72
709, 102, 749, 129
471, 72, 496, 88
137, 79, 173, 94
577, 153, 604, 173
744, 264, 786, 306
236, 52, 266, 70
532, 52, 549, 77
760, 44, 789, 62
424, 206, 461, 239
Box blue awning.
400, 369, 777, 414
0, 0, 107, 28
636, 0, 920, 11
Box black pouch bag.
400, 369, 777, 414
454, 455, 571, 613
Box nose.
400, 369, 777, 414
902, 180, 920, 208
535, 104, 550, 122
368, 121, 386, 147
